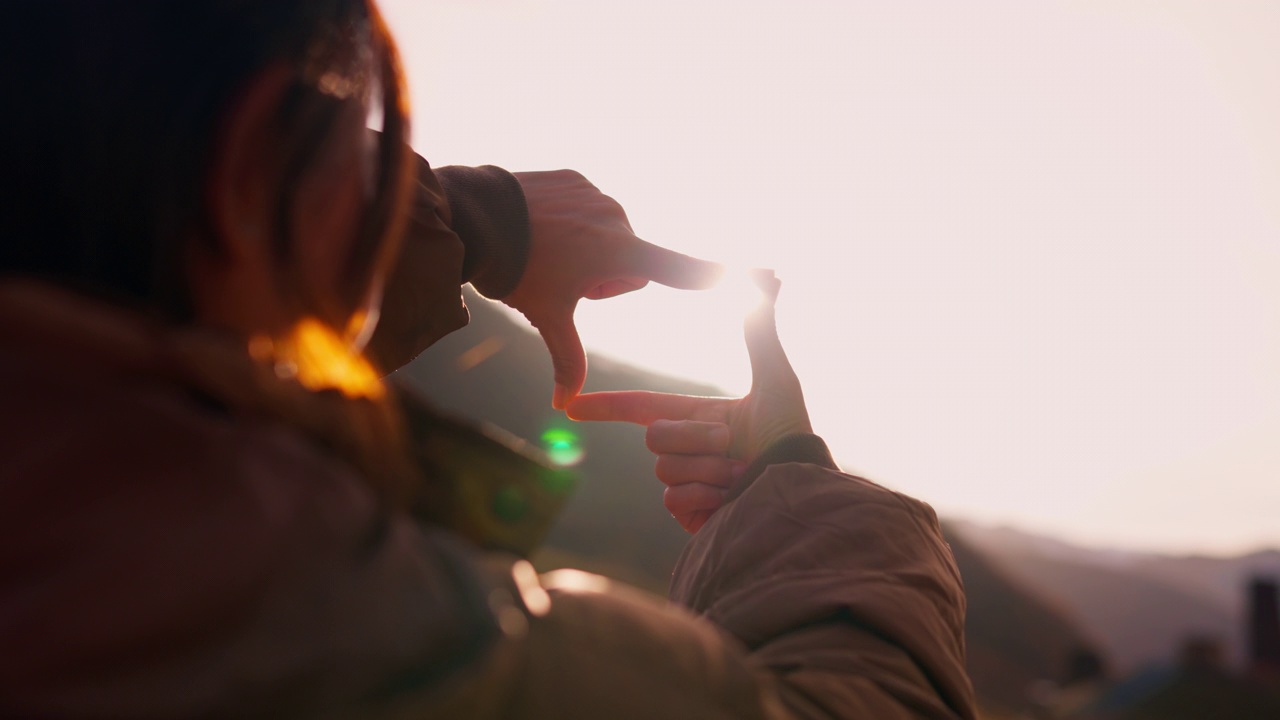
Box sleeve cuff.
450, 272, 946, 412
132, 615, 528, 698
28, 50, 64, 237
435, 165, 531, 300
728, 433, 837, 502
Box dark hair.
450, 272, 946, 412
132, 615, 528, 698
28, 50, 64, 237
0, 1, 410, 319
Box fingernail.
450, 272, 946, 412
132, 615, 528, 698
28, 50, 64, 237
730, 461, 748, 481
553, 384, 570, 410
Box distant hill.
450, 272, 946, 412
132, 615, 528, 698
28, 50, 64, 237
402, 289, 1107, 714
399, 290, 719, 592
942, 523, 1110, 714
950, 521, 1280, 672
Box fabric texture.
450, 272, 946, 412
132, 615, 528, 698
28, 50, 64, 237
672, 464, 976, 718
436, 165, 531, 300
366, 155, 530, 371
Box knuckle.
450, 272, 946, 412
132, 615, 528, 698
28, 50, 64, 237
654, 455, 687, 486
553, 168, 585, 182
667, 483, 716, 515
601, 193, 624, 214
706, 422, 731, 451
645, 422, 669, 453
654, 455, 672, 483
645, 429, 660, 454
663, 487, 687, 514
708, 460, 734, 487
550, 353, 580, 377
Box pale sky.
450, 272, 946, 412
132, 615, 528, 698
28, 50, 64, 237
379, 0, 1280, 554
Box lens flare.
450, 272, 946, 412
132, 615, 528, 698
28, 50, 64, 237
713, 265, 772, 314
541, 427, 585, 467
266, 318, 385, 399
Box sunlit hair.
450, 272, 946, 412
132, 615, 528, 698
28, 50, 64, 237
0, 1, 412, 325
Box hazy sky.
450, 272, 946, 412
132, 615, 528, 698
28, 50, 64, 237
379, 0, 1280, 554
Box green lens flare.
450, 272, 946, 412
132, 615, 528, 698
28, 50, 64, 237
541, 427, 585, 467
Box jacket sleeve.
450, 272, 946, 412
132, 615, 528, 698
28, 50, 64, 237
383, 437, 977, 720
668, 435, 978, 719
366, 154, 530, 372
434, 165, 530, 299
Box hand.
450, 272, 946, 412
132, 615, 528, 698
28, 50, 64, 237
566, 271, 812, 533
507, 170, 722, 409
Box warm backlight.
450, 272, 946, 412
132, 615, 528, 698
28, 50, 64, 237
278, 318, 386, 400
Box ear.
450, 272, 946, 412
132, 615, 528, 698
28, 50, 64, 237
204, 63, 296, 265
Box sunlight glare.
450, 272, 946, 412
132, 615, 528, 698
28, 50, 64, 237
378, 0, 1280, 553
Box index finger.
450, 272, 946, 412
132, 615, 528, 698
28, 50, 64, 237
566, 391, 733, 426
625, 240, 723, 290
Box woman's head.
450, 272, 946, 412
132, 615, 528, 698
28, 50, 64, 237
1, 1, 412, 342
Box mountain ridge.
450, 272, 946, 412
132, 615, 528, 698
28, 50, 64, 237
950, 519, 1280, 671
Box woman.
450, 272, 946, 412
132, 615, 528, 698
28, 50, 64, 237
0, 2, 975, 717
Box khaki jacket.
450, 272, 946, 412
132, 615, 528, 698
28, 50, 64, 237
0, 162, 975, 719
0, 281, 974, 718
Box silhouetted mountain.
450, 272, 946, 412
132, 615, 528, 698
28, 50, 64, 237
943, 523, 1109, 715
402, 290, 1106, 715
1133, 549, 1280, 616
400, 290, 718, 592
951, 521, 1280, 672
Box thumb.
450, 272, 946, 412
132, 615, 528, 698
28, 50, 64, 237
740, 270, 813, 455
627, 239, 724, 290
743, 270, 795, 389
529, 307, 587, 409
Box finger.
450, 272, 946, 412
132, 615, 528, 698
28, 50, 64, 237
530, 310, 586, 409
646, 420, 731, 455
566, 391, 734, 425
664, 483, 727, 519
585, 277, 649, 300
625, 239, 724, 290
676, 509, 715, 534
655, 454, 738, 488
743, 270, 798, 387
749, 267, 782, 302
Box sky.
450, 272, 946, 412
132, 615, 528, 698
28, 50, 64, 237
379, 0, 1280, 554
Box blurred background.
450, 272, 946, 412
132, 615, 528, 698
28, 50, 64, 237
382, 0, 1280, 555
381, 2, 1280, 716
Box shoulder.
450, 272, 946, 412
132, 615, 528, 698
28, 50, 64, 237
0, 343, 389, 623
0, 348, 501, 715
1, 342, 373, 524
